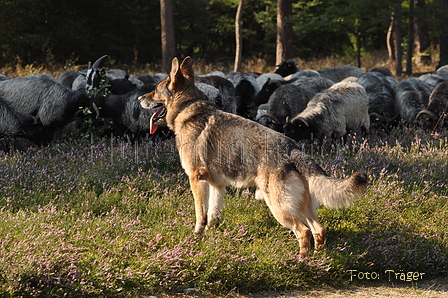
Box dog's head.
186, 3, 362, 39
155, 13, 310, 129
139, 56, 196, 134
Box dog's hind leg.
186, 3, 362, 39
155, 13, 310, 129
206, 184, 225, 231
297, 176, 327, 250
264, 196, 313, 259
300, 198, 326, 250
190, 168, 210, 234
260, 186, 313, 258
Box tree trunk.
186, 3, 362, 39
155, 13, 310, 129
414, 0, 431, 66
356, 31, 362, 68
393, 1, 403, 77
406, 0, 414, 76
387, 18, 396, 61
437, 0, 448, 68
160, 0, 176, 73
234, 0, 244, 72
276, 0, 294, 65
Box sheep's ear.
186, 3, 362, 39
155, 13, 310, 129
180, 56, 195, 81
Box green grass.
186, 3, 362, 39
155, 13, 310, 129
0, 126, 447, 297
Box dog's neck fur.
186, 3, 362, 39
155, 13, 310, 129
166, 84, 209, 131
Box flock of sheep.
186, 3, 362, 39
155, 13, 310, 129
1, 56, 448, 151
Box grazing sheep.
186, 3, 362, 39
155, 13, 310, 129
253, 78, 285, 106
287, 69, 321, 81
0, 76, 90, 132
0, 73, 10, 81
206, 70, 226, 78
368, 66, 394, 77
317, 65, 363, 83
418, 73, 446, 89
257, 77, 333, 132
416, 80, 448, 130
58, 70, 81, 89
435, 65, 448, 79
226, 71, 260, 119
274, 59, 299, 77
82, 55, 139, 96
131, 74, 159, 93
395, 78, 432, 125
256, 73, 285, 90
195, 75, 238, 114
283, 80, 370, 141
0, 96, 47, 145
356, 71, 398, 129
92, 89, 158, 137
290, 76, 334, 90
195, 82, 222, 107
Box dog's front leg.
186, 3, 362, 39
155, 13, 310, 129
206, 184, 225, 231
190, 168, 210, 234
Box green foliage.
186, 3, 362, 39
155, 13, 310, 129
0, 0, 440, 67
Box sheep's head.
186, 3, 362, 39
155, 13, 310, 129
254, 78, 283, 106
283, 116, 311, 141
85, 55, 110, 97
415, 110, 439, 130
274, 59, 299, 77
256, 113, 283, 132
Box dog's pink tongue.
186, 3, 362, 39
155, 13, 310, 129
150, 107, 164, 134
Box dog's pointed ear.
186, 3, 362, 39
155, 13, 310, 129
180, 57, 195, 80
169, 57, 180, 82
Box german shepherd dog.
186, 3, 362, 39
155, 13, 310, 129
139, 57, 368, 258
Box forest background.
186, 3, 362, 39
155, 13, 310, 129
1, 0, 448, 75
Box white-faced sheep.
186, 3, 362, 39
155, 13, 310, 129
394, 77, 432, 125
283, 80, 370, 141
416, 80, 448, 130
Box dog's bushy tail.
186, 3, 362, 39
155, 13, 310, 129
307, 171, 368, 208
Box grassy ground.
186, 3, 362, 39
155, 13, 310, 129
0, 125, 447, 297
0, 53, 447, 296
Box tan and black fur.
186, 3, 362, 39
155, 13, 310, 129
139, 57, 368, 258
